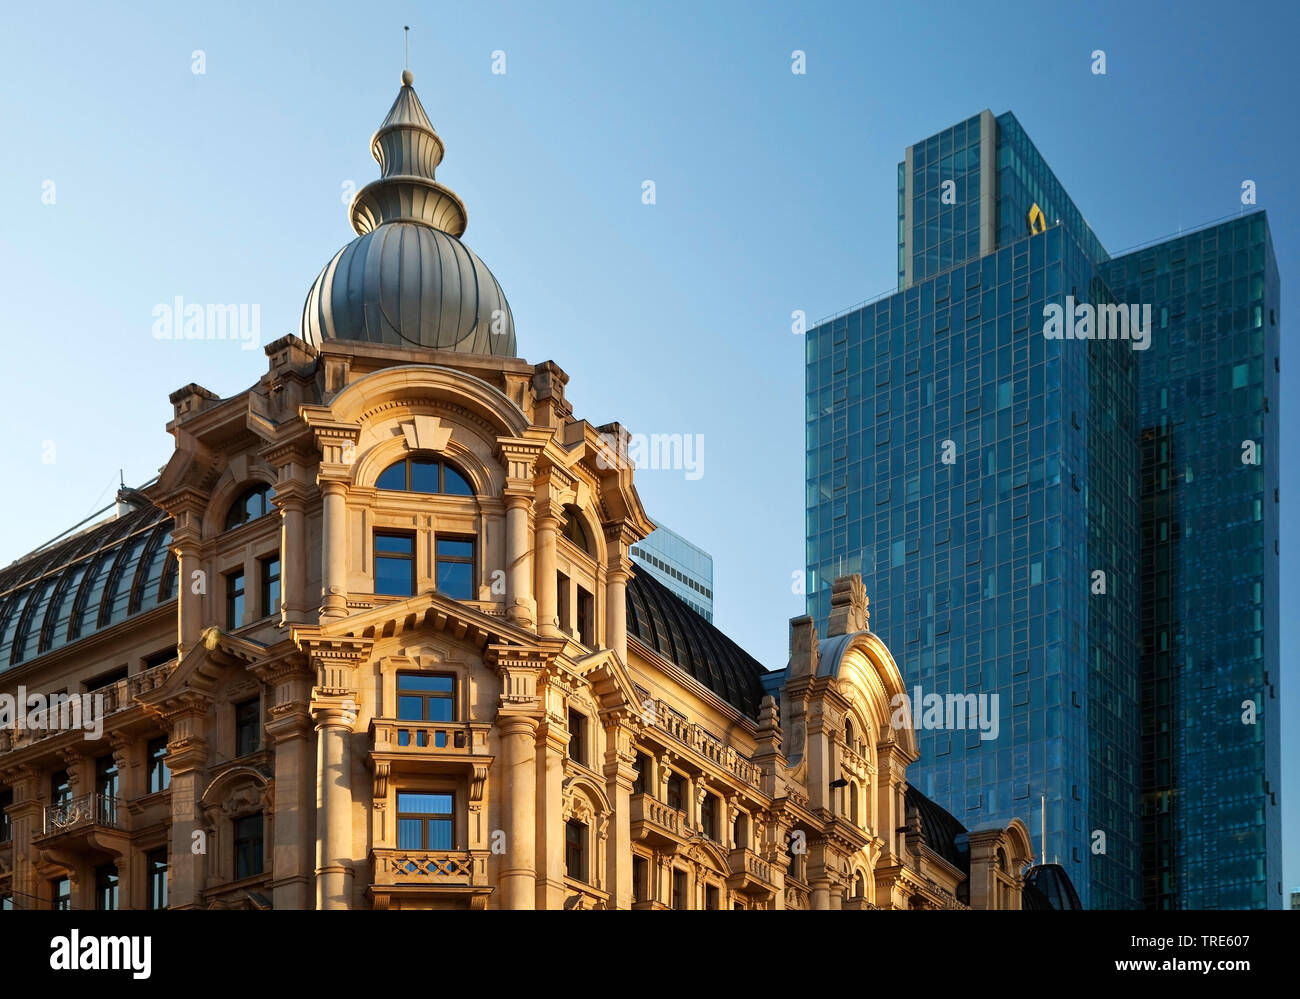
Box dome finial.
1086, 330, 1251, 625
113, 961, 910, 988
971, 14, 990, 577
401, 68, 413, 86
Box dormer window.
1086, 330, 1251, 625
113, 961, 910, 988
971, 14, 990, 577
376, 455, 473, 496
224, 484, 276, 531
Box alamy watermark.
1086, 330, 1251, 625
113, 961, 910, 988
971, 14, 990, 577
151, 296, 261, 350
1042, 296, 1151, 351
890, 686, 999, 741
596, 430, 704, 481
0, 688, 105, 740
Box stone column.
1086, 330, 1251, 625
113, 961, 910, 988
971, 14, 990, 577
171, 521, 204, 655
534, 712, 568, 910
318, 480, 348, 621
534, 503, 560, 638
273, 480, 312, 626
602, 722, 637, 910
498, 714, 538, 909
160, 699, 211, 909
503, 493, 535, 628
603, 524, 633, 663
0, 766, 40, 909
312, 698, 355, 909
497, 438, 544, 629
259, 656, 315, 910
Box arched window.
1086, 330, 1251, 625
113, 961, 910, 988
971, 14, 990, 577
561, 505, 594, 555
844, 716, 855, 750
375, 454, 473, 496
854, 871, 867, 899
224, 484, 276, 531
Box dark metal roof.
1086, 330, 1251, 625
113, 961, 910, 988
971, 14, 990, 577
625, 568, 768, 716
1023, 863, 1084, 910
0, 501, 176, 674
905, 785, 970, 875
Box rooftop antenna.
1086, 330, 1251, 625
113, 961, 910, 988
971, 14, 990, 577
404, 25, 410, 70
1041, 793, 1047, 867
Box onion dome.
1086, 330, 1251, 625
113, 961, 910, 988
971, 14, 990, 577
301, 71, 516, 355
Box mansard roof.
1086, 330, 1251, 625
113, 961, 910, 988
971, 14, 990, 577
0, 498, 176, 674
626, 568, 769, 717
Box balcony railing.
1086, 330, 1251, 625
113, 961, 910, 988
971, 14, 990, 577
647, 699, 762, 788
103, 658, 178, 711
0, 659, 178, 752
726, 847, 776, 888
370, 719, 489, 757
629, 792, 686, 843
371, 849, 489, 888
43, 792, 123, 835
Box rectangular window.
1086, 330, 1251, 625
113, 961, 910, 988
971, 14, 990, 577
567, 709, 587, 766
235, 698, 261, 757
396, 792, 454, 851
374, 532, 416, 597
632, 753, 649, 795
556, 571, 570, 632
51, 770, 71, 809
95, 754, 119, 825
51, 876, 71, 912
435, 537, 475, 600
705, 885, 720, 910
632, 855, 648, 902
397, 673, 455, 722
672, 869, 688, 910
94, 864, 119, 910
667, 773, 684, 811
576, 585, 594, 645
226, 568, 245, 629
700, 793, 718, 841
147, 849, 168, 910
259, 555, 281, 618
148, 736, 171, 793
233, 813, 264, 880
565, 818, 586, 882
0, 789, 11, 844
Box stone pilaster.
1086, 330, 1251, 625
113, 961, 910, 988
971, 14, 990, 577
602, 721, 637, 910
302, 637, 370, 909
253, 652, 316, 910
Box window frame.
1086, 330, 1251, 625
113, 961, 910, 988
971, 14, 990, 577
434, 535, 476, 600
233, 812, 265, 880
259, 554, 281, 619
396, 672, 456, 723
148, 736, 171, 794
234, 697, 261, 758
564, 817, 587, 883
396, 791, 456, 852
225, 568, 246, 630
373, 530, 417, 597
375, 455, 474, 496
224, 484, 276, 532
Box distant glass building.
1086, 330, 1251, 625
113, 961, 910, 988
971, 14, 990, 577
808, 110, 1281, 909
630, 521, 714, 620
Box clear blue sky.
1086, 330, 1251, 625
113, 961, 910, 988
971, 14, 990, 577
1, 0, 1295, 899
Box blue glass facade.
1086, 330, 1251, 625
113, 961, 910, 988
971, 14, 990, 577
809, 109, 1280, 909
1102, 213, 1282, 909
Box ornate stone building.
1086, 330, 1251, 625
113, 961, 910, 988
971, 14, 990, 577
0, 72, 1061, 911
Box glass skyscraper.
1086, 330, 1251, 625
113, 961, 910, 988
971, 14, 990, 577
630, 521, 714, 620
807, 110, 1281, 909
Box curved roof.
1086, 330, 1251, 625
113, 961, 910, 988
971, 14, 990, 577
0, 501, 177, 674
301, 71, 516, 357
905, 785, 970, 875
1023, 863, 1084, 911
626, 568, 768, 716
